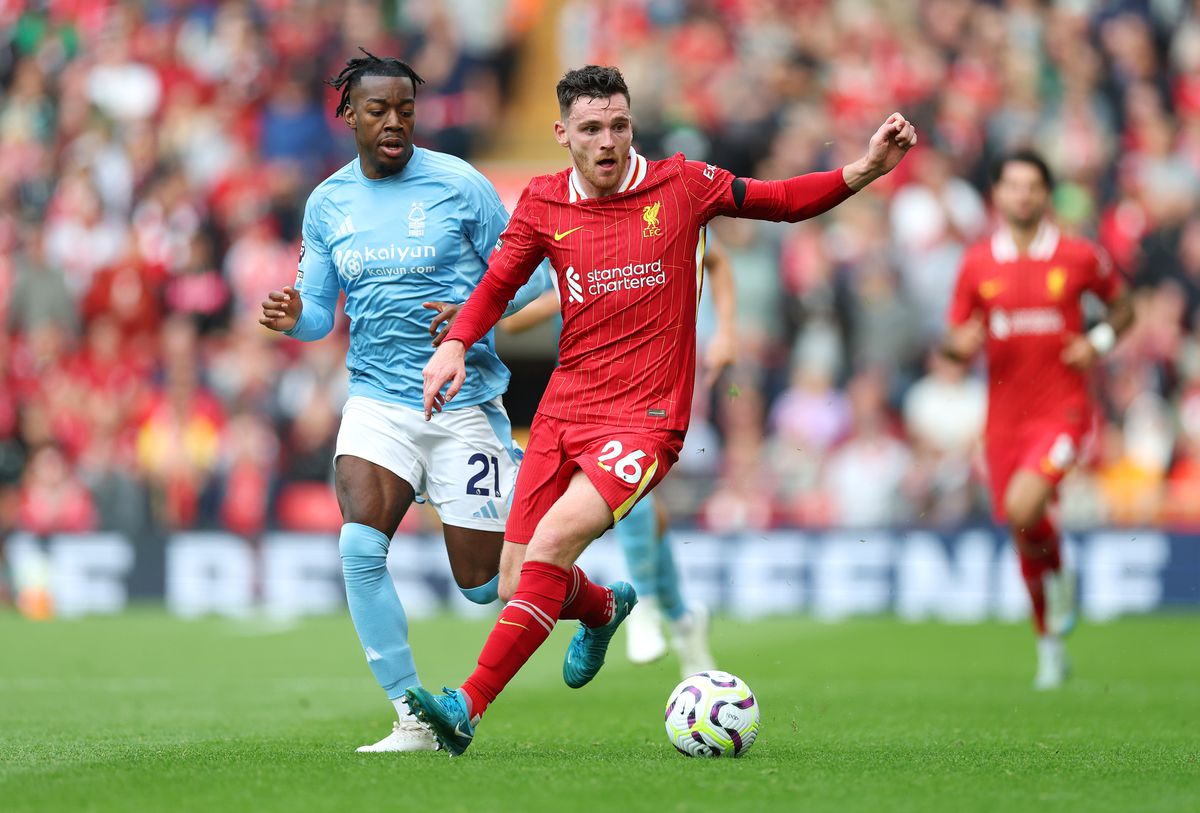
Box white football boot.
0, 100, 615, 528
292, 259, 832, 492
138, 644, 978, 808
356, 700, 437, 752
669, 605, 717, 678
1033, 635, 1069, 691
1044, 568, 1078, 638
626, 599, 669, 664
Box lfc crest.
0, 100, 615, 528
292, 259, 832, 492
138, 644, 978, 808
642, 201, 662, 237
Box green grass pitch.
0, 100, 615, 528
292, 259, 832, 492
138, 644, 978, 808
1, 611, 1197, 813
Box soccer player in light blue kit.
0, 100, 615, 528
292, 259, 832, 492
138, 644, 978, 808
260, 52, 549, 753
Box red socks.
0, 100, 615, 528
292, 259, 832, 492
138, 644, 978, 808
459, 562, 614, 719
559, 565, 614, 628
1014, 516, 1062, 635
461, 561, 568, 718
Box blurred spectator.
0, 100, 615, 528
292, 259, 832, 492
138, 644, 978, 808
903, 352, 986, 459
259, 73, 334, 169
19, 445, 97, 535
6, 225, 77, 337
135, 319, 224, 529
1164, 378, 1200, 526
823, 370, 914, 528
217, 410, 278, 538
889, 148, 987, 338
903, 351, 987, 525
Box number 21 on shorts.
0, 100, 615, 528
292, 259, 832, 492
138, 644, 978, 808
466, 453, 502, 497
597, 440, 648, 484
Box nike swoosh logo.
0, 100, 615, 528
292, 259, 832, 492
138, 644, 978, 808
499, 619, 527, 630
553, 226, 585, 241
454, 722, 471, 739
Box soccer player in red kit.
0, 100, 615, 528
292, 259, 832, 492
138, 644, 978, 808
943, 150, 1133, 690
408, 65, 916, 754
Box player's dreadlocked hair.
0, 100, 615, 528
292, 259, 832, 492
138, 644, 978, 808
327, 48, 425, 118
556, 65, 630, 116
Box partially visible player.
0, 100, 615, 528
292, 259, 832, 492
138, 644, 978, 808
408, 65, 914, 755
499, 239, 739, 675
259, 51, 550, 752
942, 150, 1134, 689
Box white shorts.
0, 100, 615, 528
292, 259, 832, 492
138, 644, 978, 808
334, 396, 519, 532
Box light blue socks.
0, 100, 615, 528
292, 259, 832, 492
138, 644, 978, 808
614, 494, 686, 621
339, 522, 418, 700
460, 573, 500, 604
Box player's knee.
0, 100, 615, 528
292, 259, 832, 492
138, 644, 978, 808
338, 522, 390, 559
1004, 494, 1042, 535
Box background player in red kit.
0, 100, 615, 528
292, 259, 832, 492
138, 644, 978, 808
943, 150, 1134, 690
409, 65, 916, 755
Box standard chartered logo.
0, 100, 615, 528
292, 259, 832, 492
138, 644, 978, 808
586, 259, 665, 296
565, 266, 584, 303
989, 307, 1064, 340
334, 244, 437, 281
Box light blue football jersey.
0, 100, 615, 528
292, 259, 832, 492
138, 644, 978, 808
286, 148, 551, 409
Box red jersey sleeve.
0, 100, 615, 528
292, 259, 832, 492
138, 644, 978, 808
1084, 243, 1124, 303
947, 251, 980, 326
681, 159, 739, 222
681, 159, 856, 224
445, 185, 547, 350
734, 170, 856, 222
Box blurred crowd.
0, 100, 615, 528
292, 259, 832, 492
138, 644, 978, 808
562, 0, 1200, 530
3, 0, 1200, 544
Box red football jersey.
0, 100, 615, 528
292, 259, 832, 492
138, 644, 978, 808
947, 222, 1124, 435
446, 149, 854, 431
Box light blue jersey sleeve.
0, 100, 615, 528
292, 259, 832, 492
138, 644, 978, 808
457, 172, 553, 317
505, 260, 554, 316
286, 188, 341, 341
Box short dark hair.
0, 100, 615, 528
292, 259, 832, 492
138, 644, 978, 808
327, 48, 425, 118
991, 149, 1054, 189
556, 65, 630, 116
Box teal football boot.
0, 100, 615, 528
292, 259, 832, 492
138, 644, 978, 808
563, 581, 638, 689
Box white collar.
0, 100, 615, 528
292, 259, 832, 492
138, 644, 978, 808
991, 221, 1060, 263
568, 147, 648, 202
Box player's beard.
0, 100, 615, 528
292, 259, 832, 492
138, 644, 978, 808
1007, 210, 1045, 231
572, 143, 627, 197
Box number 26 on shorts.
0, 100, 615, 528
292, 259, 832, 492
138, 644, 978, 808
597, 440, 647, 484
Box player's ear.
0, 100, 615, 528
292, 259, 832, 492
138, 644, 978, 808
554, 120, 569, 148
343, 105, 357, 130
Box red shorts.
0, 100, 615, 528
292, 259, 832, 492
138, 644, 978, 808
505, 413, 684, 545
985, 422, 1088, 523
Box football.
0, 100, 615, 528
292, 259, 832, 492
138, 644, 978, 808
664, 671, 761, 757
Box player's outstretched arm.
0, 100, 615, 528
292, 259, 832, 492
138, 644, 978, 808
725, 113, 915, 223
702, 240, 737, 389
423, 339, 467, 419
260, 286, 303, 332
841, 113, 918, 191
498, 290, 561, 335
